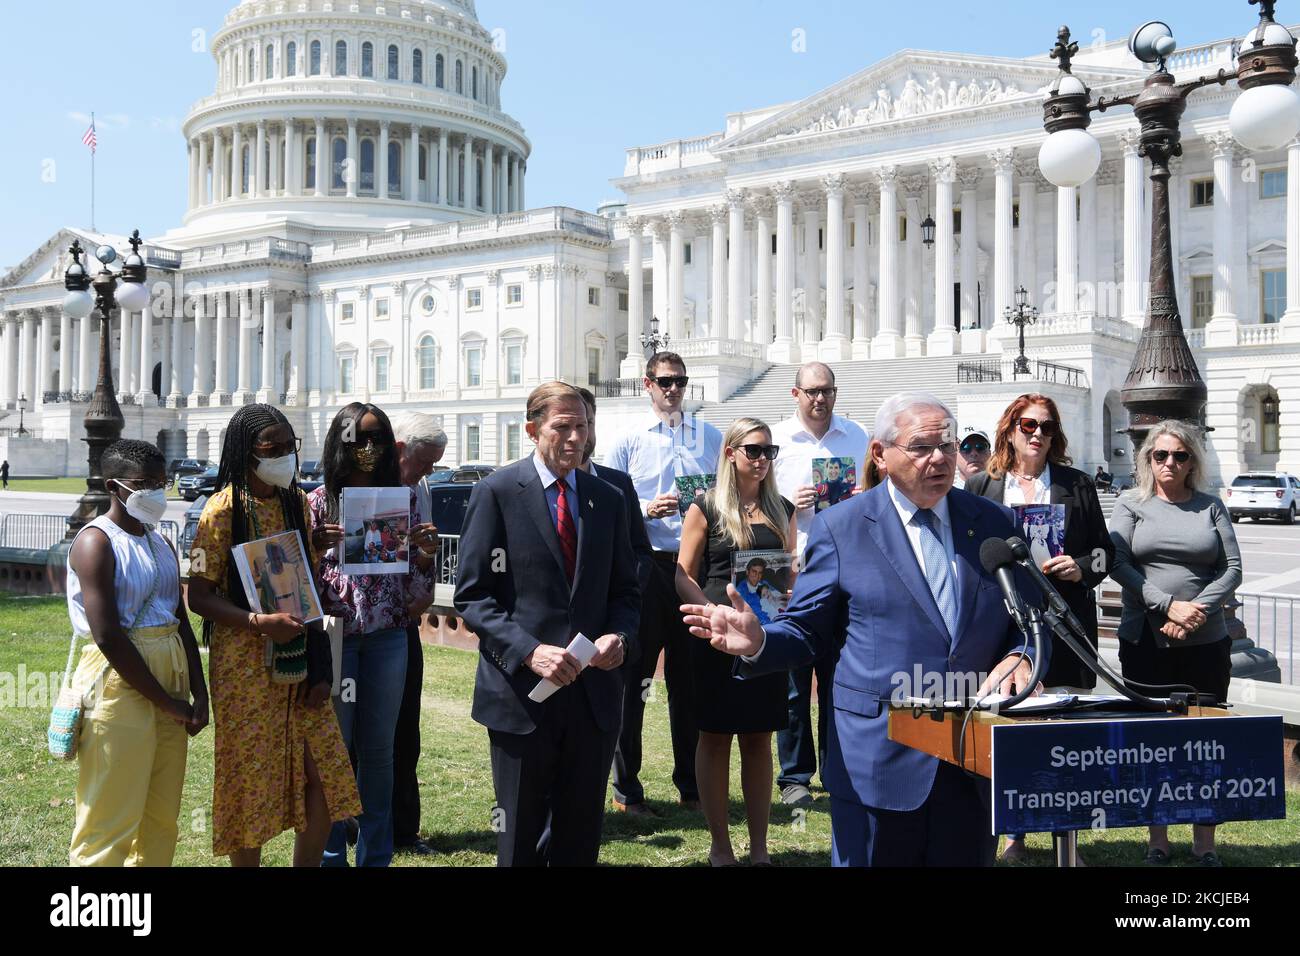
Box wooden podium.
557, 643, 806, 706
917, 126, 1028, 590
888, 703, 1234, 866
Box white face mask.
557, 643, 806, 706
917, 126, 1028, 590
254, 454, 298, 489
112, 481, 168, 525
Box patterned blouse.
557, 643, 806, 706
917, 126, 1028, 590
306, 485, 435, 637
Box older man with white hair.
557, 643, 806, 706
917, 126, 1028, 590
683, 392, 1047, 866
390, 411, 448, 856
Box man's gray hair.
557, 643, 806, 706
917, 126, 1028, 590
392, 411, 448, 452
873, 392, 956, 445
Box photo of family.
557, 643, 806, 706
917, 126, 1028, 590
232, 531, 324, 625
812, 456, 858, 511
1012, 503, 1067, 567
731, 549, 794, 626
341, 487, 411, 575
675, 473, 717, 517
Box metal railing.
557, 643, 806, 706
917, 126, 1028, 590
955, 358, 1085, 387
1237, 591, 1296, 685
595, 377, 705, 401
0, 513, 179, 551
432, 534, 460, 607
956, 360, 1002, 383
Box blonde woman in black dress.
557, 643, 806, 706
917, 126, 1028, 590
677, 417, 797, 866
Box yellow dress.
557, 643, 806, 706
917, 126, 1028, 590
191, 486, 361, 857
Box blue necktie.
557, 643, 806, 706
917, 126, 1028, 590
914, 508, 959, 641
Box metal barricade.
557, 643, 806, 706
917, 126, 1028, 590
1236, 591, 1297, 685
0, 513, 69, 549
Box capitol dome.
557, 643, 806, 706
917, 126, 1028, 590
178, 0, 530, 238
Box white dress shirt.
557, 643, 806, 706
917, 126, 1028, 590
1002, 463, 1052, 506
533, 452, 580, 534
605, 411, 724, 552
885, 478, 958, 585
770, 412, 871, 557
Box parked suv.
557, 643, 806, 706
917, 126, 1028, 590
167, 458, 209, 484
178, 465, 220, 502
1226, 472, 1299, 524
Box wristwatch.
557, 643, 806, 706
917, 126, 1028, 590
615, 632, 629, 656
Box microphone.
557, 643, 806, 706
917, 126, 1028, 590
979, 537, 1029, 631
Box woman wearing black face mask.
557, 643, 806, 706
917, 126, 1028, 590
307, 403, 436, 867
64, 439, 208, 866
187, 404, 361, 867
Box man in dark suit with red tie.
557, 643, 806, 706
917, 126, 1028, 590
455, 382, 641, 866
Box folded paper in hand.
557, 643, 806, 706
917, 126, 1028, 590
528, 633, 598, 703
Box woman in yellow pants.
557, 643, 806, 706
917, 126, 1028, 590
65, 439, 209, 866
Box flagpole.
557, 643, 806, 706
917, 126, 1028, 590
90, 111, 96, 232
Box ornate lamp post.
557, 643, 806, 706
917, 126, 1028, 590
16, 395, 28, 437
57, 231, 151, 542
1039, 0, 1300, 451
1005, 285, 1039, 376
640, 314, 671, 355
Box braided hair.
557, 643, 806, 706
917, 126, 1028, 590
206, 404, 310, 643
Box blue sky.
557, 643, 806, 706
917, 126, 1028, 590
0, 0, 1260, 268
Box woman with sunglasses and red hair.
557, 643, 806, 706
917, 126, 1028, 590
964, 394, 1113, 862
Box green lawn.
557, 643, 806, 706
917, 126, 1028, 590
0, 594, 1295, 867
0, 478, 186, 500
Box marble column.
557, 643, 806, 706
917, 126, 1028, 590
212, 128, 225, 202
498, 150, 508, 213
78, 313, 93, 397
1078, 173, 1098, 312
290, 292, 307, 405
929, 157, 959, 355
727, 189, 746, 342
667, 212, 686, 341
872, 166, 905, 358
1207, 131, 1239, 345
958, 166, 982, 334
258, 289, 276, 402
188, 141, 199, 211
822, 175, 850, 360
1120, 128, 1145, 324
314, 118, 327, 196
462, 135, 473, 208
409, 124, 420, 202
379, 121, 390, 200
990, 147, 1016, 325
753, 195, 774, 349
118, 310, 133, 398
1015, 158, 1039, 305
214, 292, 230, 400
484, 141, 496, 214
800, 192, 821, 347
903, 184, 924, 356
650, 219, 668, 330
772, 181, 797, 362
168, 301, 184, 405
346, 118, 359, 198
198, 135, 210, 206
709, 205, 727, 338
255, 120, 268, 198
1056, 185, 1079, 315
232, 125, 244, 199
190, 294, 211, 404
0, 316, 14, 406
136, 305, 153, 404
438, 130, 449, 205
621, 217, 646, 376
283, 119, 295, 195
851, 184, 872, 358
1282, 137, 1300, 341
234, 290, 254, 401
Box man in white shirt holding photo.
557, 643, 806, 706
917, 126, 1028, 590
769, 362, 869, 808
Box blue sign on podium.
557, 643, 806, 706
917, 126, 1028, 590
990, 715, 1285, 835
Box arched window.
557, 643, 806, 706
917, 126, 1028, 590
417, 335, 436, 389
287, 41, 297, 77
412, 49, 423, 84
435, 53, 445, 88
235, 53, 242, 85
361, 41, 374, 77
472, 65, 479, 100
248, 47, 256, 83
334, 39, 347, 76
388, 45, 400, 81
265, 45, 274, 80
360, 139, 375, 192
305, 136, 316, 189
332, 137, 347, 190
388, 141, 402, 192
309, 40, 321, 75
418, 145, 428, 182
455, 59, 463, 94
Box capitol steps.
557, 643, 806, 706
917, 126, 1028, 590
693, 355, 968, 434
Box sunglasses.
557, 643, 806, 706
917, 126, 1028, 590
1016, 417, 1059, 437
651, 375, 690, 391
960, 439, 990, 454
1151, 449, 1191, 464
738, 444, 780, 461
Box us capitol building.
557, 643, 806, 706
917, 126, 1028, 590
1, 0, 1296, 484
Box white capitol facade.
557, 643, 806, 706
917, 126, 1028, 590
1, 0, 1298, 483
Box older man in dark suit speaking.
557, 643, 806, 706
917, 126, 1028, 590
683, 392, 1046, 867
455, 382, 641, 866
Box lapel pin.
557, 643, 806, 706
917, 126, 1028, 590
967, 529, 975, 538
588, 500, 594, 509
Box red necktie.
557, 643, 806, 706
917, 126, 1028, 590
555, 480, 577, 585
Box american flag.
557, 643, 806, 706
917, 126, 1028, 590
82, 121, 97, 154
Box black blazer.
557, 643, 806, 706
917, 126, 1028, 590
455, 456, 642, 736
591, 463, 655, 597
964, 464, 1113, 688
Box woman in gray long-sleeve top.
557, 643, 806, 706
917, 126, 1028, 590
1109, 419, 1242, 868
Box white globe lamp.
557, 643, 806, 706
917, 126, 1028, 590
1229, 83, 1300, 151
1038, 128, 1102, 188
